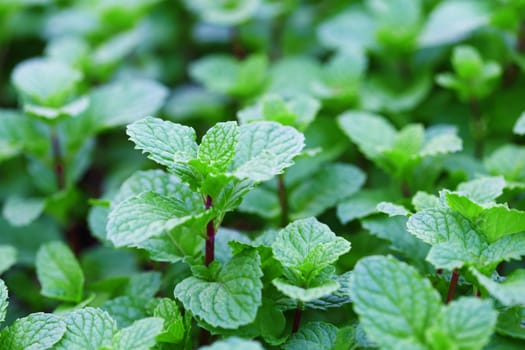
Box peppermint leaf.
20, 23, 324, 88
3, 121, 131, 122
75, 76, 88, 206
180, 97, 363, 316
199, 337, 265, 350
197, 121, 239, 173
153, 298, 185, 344
350, 256, 441, 349
0, 312, 67, 350
0, 279, 7, 324
284, 321, 338, 350
54, 308, 117, 350
127, 117, 198, 168
472, 268, 525, 307
273, 278, 339, 302
112, 170, 182, 206
0, 245, 17, 274
174, 250, 263, 329
113, 317, 164, 350
2, 196, 46, 226
514, 111, 525, 135
36, 241, 84, 303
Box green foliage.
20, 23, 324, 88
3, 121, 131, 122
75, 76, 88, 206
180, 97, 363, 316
1, 1, 525, 349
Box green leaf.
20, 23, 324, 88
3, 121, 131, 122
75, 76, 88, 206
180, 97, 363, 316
88, 79, 168, 130
337, 189, 391, 223
101, 296, 147, 328
376, 202, 410, 217
304, 271, 353, 310
337, 111, 396, 159
174, 250, 263, 329
0, 245, 17, 274
199, 337, 264, 350
349, 256, 441, 349
273, 278, 339, 302
290, 163, 365, 219
284, 321, 338, 350
514, 111, 525, 135
231, 122, 305, 182
36, 241, 84, 302
107, 186, 206, 247
112, 170, 182, 206
0, 279, 7, 324
197, 121, 239, 173
54, 307, 117, 350
113, 317, 164, 350
457, 176, 505, 204
11, 57, 82, 107
412, 191, 442, 211
484, 145, 525, 183
2, 196, 46, 226
419, 0, 490, 47
482, 232, 525, 269
239, 186, 280, 219
125, 272, 161, 300
153, 298, 185, 344
472, 268, 525, 307
272, 217, 350, 281
427, 298, 496, 350
127, 117, 198, 168
0, 312, 67, 350
190, 55, 238, 94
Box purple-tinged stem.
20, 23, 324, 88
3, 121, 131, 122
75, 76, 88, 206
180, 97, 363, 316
51, 129, 65, 190
204, 195, 215, 266
278, 174, 288, 227
446, 269, 460, 304
292, 303, 303, 333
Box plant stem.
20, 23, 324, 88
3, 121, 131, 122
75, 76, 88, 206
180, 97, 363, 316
469, 97, 484, 159
278, 174, 288, 227
503, 21, 525, 86
204, 195, 215, 266
51, 128, 65, 190
199, 328, 211, 346
446, 269, 459, 303
230, 28, 246, 59
292, 302, 303, 333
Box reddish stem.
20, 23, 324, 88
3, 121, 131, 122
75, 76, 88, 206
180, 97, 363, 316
51, 129, 65, 190
204, 195, 215, 266
291, 304, 303, 333
446, 269, 460, 304
278, 174, 288, 227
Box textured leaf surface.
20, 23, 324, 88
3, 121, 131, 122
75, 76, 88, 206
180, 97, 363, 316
127, 117, 198, 168
456, 176, 505, 204
472, 268, 525, 307
54, 307, 117, 350
484, 145, 525, 183
0, 245, 17, 274
290, 163, 365, 219
88, 79, 168, 130
101, 296, 147, 328
336, 189, 387, 223
272, 217, 350, 279
153, 298, 185, 343
338, 111, 396, 159
514, 111, 525, 135
198, 121, 239, 172
107, 185, 205, 247
36, 241, 84, 302
284, 321, 338, 350
350, 256, 441, 349
273, 278, 339, 302
0, 279, 7, 324
232, 122, 304, 182
174, 250, 262, 329
2, 196, 46, 226
200, 337, 264, 350
0, 312, 66, 350
428, 298, 496, 350
376, 202, 410, 216
113, 317, 164, 350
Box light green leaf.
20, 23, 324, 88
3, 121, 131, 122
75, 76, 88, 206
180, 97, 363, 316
473, 268, 525, 307
337, 111, 396, 159
36, 241, 84, 302
113, 317, 164, 350
419, 0, 490, 47
24, 96, 88, 120
174, 250, 263, 329
107, 187, 206, 247
376, 202, 410, 217
197, 121, 239, 173
239, 186, 280, 219
419, 129, 462, 157
290, 163, 365, 219
514, 111, 525, 135
284, 321, 338, 350
273, 278, 339, 302
134, 229, 203, 264
232, 122, 304, 182
484, 145, 525, 182
54, 307, 117, 350
336, 189, 387, 224
11, 57, 82, 107
88, 79, 168, 130
127, 117, 198, 168
272, 217, 350, 280
457, 176, 505, 204
199, 337, 264, 350
482, 233, 525, 272
349, 256, 441, 349
0, 312, 67, 350
190, 55, 238, 94
0, 245, 17, 274
112, 170, 182, 206
101, 296, 147, 328
412, 191, 441, 211
427, 298, 496, 350
153, 298, 185, 344
0, 279, 7, 324
2, 196, 46, 226
125, 272, 161, 300
304, 271, 352, 310
475, 205, 525, 243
